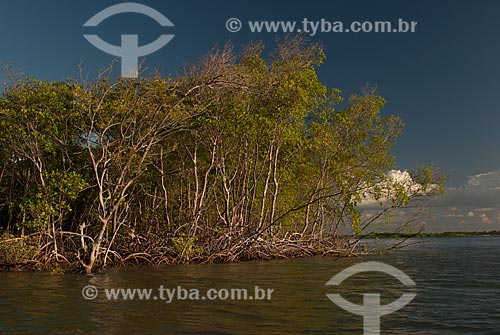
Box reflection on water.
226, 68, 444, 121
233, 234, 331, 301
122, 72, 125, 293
0, 237, 499, 334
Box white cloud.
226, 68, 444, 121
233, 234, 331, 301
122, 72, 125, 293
423, 169, 500, 231
360, 170, 436, 206
434, 169, 500, 208
444, 213, 464, 218
357, 168, 500, 232
387, 170, 437, 194
480, 214, 493, 224
475, 208, 496, 212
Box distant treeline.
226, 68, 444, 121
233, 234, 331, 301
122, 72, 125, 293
361, 231, 500, 239
0, 37, 440, 273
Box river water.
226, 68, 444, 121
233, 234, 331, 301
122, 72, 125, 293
1, 236, 499, 334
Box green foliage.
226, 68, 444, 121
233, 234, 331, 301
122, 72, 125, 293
172, 235, 203, 260
17, 171, 87, 230
18, 193, 55, 230
50, 263, 65, 275
0, 233, 39, 264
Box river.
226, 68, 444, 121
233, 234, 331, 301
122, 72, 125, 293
1, 236, 499, 334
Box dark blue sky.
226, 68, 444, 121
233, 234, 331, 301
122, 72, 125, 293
1, 0, 500, 230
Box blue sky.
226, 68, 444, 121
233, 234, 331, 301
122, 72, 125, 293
1, 0, 499, 231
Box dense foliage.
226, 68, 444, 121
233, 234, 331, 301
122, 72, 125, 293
0, 38, 439, 273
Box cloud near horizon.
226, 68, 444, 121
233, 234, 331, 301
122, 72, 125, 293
359, 170, 436, 207
433, 169, 500, 208
358, 169, 500, 232
422, 169, 500, 231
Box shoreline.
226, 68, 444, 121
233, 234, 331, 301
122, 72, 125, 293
3, 231, 497, 273
0, 236, 357, 273
360, 231, 500, 239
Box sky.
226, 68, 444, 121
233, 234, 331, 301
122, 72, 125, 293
0, 0, 499, 231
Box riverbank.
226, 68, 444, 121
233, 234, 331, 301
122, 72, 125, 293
0, 234, 357, 273
6, 229, 493, 273
360, 230, 500, 239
